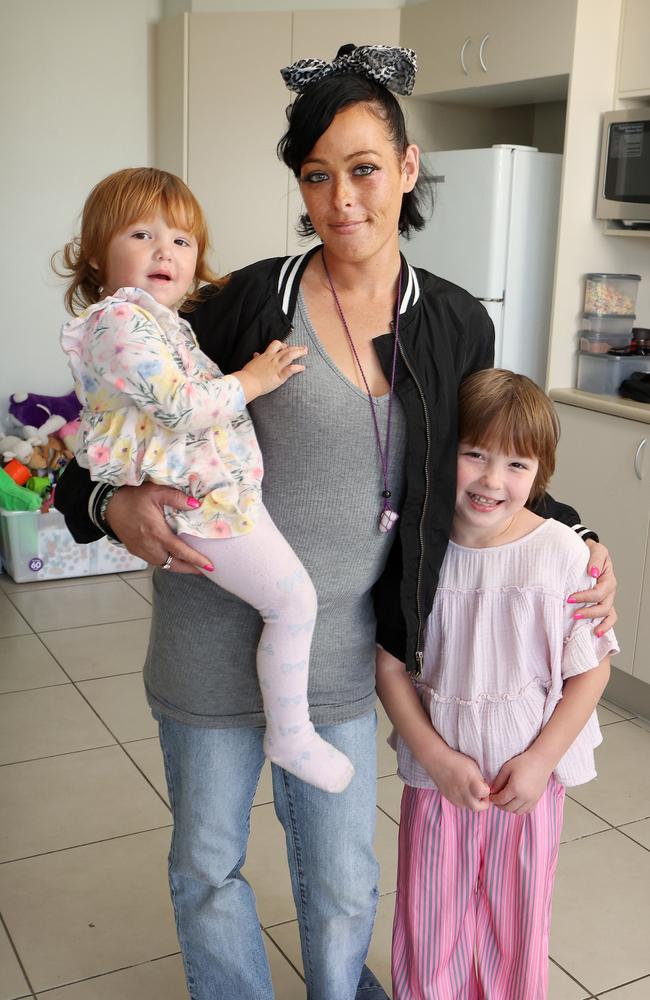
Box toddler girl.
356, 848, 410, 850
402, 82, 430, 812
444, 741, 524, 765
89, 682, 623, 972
58, 167, 354, 794
376, 369, 618, 998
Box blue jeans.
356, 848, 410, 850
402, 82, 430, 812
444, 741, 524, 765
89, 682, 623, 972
158, 711, 386, 1000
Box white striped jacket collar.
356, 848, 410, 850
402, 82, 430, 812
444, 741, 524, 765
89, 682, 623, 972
277, 248, 421, 322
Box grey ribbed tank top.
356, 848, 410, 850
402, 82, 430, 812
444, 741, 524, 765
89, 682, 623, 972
144, 292, 406, 728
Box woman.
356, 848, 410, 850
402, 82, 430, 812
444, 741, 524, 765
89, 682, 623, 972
55, 44, 616, 1000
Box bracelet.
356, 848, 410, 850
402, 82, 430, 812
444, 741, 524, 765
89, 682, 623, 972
95, 484, 120, 539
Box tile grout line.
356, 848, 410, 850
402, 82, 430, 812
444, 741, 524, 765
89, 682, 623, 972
262, 926, 306, 984
0, 824, 174, 867
4, 625, 171, 810
37, 614, 151, 636
376, 804, 400, 828
32, 951, 182, 996
596, 973, 650, 995
0, 908, 38, 998
565, 793, 617, 829
0, 741, 118, 769
548, 956, 594, 997
614, 824, 650, 854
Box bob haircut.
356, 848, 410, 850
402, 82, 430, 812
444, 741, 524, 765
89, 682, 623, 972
277, 68, 432, 239
458, 368, 561, 504
55, 167, 220, 315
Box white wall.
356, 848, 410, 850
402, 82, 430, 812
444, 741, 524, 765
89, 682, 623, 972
0, 0, 162, 424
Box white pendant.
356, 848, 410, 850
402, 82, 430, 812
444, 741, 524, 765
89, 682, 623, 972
379, 508, 399, 533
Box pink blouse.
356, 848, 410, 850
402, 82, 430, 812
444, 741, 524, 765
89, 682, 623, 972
396, 519, 619, 789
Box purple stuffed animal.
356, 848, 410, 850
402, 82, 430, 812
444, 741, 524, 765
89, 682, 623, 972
9, 390, 81, 429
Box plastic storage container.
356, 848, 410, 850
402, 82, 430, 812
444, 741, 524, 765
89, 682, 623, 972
579, 332, 632, 353
583, 273, 640, 316
0, 508, 147, 582
582, 313, 635, 335
576, 352, 650, 395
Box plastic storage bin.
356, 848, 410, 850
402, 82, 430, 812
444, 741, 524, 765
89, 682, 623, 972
0, 508, 147, 583
576, 352, 650, 395
583, 273, 640, 316
579, 332, 632, 353
582, 313, 635, 336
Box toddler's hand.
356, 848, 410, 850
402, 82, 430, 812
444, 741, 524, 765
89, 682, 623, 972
237, 340, 307, 401
429, 747, 490, 812
489, 750, 552, 814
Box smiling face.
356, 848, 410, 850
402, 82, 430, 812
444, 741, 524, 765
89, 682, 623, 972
454, 442, 539, 547
97, 212, 198, 309
298, 103, 419, 266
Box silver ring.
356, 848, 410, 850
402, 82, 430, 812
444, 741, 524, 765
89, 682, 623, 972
161, 554, 173, 570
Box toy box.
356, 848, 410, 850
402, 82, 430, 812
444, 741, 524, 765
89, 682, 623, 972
0, 508, 147, 582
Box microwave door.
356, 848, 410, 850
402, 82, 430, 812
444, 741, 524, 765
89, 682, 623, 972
597, 112, 650, 224
605, 121, 650, 205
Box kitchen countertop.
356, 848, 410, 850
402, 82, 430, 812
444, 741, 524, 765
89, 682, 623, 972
550, 387, 650, 424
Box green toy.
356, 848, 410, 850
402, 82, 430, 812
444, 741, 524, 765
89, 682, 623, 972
26, 476, 51, 498
0, 467, 42, 512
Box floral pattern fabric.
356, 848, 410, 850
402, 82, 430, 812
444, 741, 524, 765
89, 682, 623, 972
61, 287, 263, 538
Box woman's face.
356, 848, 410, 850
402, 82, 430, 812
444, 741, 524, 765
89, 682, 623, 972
298, 103, 419, 265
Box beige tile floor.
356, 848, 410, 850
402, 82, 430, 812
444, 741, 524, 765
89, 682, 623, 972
0, 567, 649, 999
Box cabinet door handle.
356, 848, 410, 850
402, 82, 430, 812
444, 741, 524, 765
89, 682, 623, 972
479, 33, 490, 72
634, 439, 647, 480
460, 37, 471, 75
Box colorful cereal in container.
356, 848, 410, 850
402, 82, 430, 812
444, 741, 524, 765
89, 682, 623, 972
584, 273, 640, 316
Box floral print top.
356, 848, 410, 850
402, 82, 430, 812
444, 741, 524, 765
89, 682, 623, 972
60, 288, 263, 538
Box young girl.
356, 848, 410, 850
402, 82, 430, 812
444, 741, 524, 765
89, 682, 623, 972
58, 166, 354, 794
376, 369, 618, 999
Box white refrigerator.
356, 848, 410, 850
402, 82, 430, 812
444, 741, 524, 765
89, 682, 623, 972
402, 145, 562, 385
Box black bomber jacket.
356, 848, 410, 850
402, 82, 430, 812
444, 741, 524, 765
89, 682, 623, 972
55, 246, 587, 673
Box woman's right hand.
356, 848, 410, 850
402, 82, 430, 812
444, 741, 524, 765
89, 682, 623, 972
428, 745, 491, 812
237, 340, 307, 401
105, 484, 209, 574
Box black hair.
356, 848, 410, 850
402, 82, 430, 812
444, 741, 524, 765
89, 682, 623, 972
277, 51, 432, 239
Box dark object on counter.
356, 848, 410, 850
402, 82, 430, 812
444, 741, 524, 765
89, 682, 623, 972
630, 327, 650, 355
608, 328, 650, 357
619, 371, 650, 403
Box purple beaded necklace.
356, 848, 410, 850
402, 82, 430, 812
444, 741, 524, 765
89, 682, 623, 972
322, 250, 401, 534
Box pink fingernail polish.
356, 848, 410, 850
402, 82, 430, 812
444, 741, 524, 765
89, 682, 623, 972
567, 596, 576, 604
203, 563, 215, 572
596, 630, 604, 638
573, 613, 584, 620
187, 497, 201, 509
590, 566, 600, 578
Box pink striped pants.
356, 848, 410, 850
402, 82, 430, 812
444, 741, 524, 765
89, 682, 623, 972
392, 778, 565, 1000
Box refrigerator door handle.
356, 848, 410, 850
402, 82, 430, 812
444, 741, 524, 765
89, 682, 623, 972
479, 34, 490, 72
460, 37, 471, 75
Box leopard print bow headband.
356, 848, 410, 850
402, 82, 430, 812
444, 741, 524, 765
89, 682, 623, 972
281, 44, 417, 97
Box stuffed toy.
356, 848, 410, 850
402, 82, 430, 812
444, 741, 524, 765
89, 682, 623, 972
0, 433, 37, 465
58, 418, 81, 452
9, 390, 80, 429
19, 414, 66, 445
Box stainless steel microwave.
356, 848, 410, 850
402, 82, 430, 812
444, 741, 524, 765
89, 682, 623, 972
596, 109, 650, 226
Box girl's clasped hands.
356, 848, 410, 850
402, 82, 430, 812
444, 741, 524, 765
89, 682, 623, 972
429, 744, 553, 815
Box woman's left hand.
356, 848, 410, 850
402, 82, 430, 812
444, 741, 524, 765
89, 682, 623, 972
568, 539, 617, 635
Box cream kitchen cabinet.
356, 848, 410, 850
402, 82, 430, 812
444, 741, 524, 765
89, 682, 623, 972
155, 9, 399, 274
617, 0, 650, 97
552, 399, 650, 679
401, 0, 576, 98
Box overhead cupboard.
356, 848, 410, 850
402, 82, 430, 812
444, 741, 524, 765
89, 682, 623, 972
617, 0, 650, 97
399, 0, 577, 98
